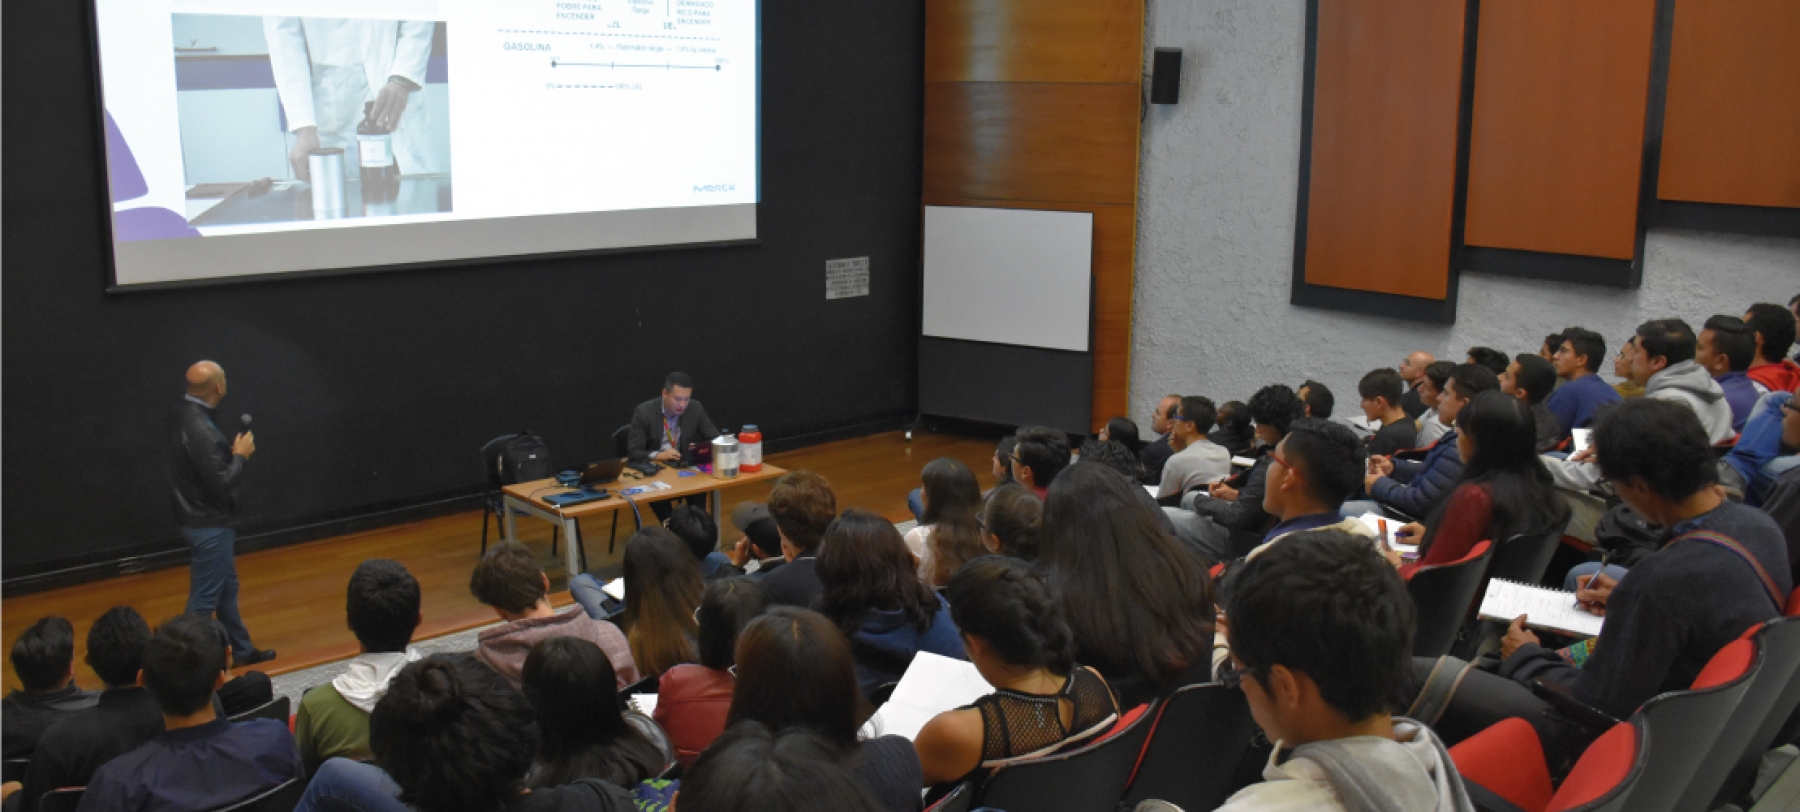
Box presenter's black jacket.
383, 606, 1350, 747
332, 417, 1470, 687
627, 397, 721, 463
167, 399, 243, 528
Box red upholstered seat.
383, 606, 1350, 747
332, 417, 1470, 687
1448, 717, 1555, 812
1690, 639, 1755, 690
1785, 587, 1800, 617
1545, 722, 1637, 812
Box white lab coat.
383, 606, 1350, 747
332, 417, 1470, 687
263, 17, 443, 176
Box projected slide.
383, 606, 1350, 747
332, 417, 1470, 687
93, 0, 759, 287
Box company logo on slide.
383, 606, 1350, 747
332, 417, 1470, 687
693, 183, 736, 193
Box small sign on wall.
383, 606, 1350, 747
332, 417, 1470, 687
826, 257, 870, 300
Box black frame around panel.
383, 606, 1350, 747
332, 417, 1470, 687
1289, 0, 1475, 325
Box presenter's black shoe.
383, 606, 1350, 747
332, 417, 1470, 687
233, 649, 277, 669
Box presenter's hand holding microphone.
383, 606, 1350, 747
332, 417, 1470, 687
233, 414, 257, 460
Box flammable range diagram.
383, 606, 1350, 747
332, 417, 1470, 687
551, 57, 722, 71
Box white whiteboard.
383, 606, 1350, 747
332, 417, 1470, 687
922, 206, 1094, 353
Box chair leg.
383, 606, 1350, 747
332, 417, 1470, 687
551, 526, 559, 557
480, 504, 491, 553
575, 523, 588, 573
610, 510, 620, 556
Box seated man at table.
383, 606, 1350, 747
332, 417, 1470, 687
627, 371, 721, 466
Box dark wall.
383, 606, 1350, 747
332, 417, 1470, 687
2, 2, 926, 581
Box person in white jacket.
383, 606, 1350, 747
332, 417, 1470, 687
292, 559, 423, 774
1545, 319, 1734, 495
1215, 529, 1473, 812
263, 17, 442, 181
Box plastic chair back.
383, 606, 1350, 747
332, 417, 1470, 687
2, 758, 27, 783
1120, 683, 1257, 811
1407, 540, 1492, 657
480, 432, 523, 489
1485, 526, 1563, 587
1686, 617, 1800, 810
1546, 721, 1639, 812
977, 703, 1156, 812
215, 778, 304, 812
1609, 638, 1759, 812
613, 425, 632, 459
39, 788, 83, 812
227, 695, 291, 725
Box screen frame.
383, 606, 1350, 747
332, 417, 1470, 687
85, 0, 764, 294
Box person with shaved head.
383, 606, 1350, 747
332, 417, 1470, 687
166, 361, 274, 668
1399, 351, 1435, 419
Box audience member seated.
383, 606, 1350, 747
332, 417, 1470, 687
987, 435, 1019, 494
1612, 338, 1645, 400
1140, 395, 1182, 486
1210, 401, 1256, 458
1634, 319, 1734, 442
1746, 302, 1800, 393
1723, 391, 1800, 507
78, 614, 301, 812
1010, 426, 1072, 496
3, 617, 97, 760
295, 559, 422, 775
676, 723, 882, 812
521, 637, 670, 791
1382, 392, 1569, 580
723, 501, 786, 577
1546, 327, 1622, 442
978, 485, 1042, 560
1465, 346, 1508, 377
1155, 396, 1231, 500
298, 654, 636, 812
472, 540, 638, 689
759, 470, 838, 608
1760, 404, 1800, 584
1415, 399, 1791, 773
1400, 351, 1436, 419
1363, 365, 1497, 520
726, 607, 922, 812
1700, 314, 1761, 430
1166, 384, 1304, 563
1216, 530, 1472, 812
666, 505, 738, 580
18, 608, 158, 812
1358, 368, 1419, 457
1039, 464, 1215, 707
620, 527, 702, 678
1078, 438, 1148, 483
817, 510, 967, 698
903, 457, 985, 588
1298, 380, 1334, 419
1500, 353, 1561, 452
913, 556, 1119, 789
1415, 361, 1456, 448
655, 577, 770, 766
1098, 416, 1145, 456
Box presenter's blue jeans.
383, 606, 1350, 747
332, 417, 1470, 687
180, 526, 255, 659
296, 758, 408, 812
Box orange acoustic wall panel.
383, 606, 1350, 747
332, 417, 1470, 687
1463, 0, 1655, 260
925, 0, 1142, 84
1658, 1, 1800, 209
1304, 0, 1468, 300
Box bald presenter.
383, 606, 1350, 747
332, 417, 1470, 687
166, 361, 275, 668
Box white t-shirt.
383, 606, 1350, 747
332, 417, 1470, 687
1157, 439, 1232, 498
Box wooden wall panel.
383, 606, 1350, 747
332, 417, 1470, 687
1658, 1, 1800, 209
923, 82, 1140, 206
1462, 0, 1655, 260
924, 0, 1143, 83
1303, 0, 1468, 299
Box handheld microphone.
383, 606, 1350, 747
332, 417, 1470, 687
240, 414, 254, 433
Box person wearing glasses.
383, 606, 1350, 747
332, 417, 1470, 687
1139, 394, 1183, 487
1166, 384, 1305, 565
1398, 350, 1436, 419
1214, 529, 1473, 812
1154, 396, 1232, 501
1545, 327, 1622, 444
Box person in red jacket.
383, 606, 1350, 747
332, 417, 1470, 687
1745, 303, 1800, 393
1384, 391, 1569, 580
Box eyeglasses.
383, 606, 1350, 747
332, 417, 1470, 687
728, 665, 738, 679
1219, 659, 1243, 690
1269, 449, 1301, 481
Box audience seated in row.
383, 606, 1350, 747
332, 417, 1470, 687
654, 577, 769, 766
520, 637, 670, 791
1154, 395, 1231, 500
1165, 384, 1305, 564
1210, 401, 1257, 458
17, 609, 159, 812
903, 457, 984, 588
978, 484, 1041, 561
1499, 353, 1561, 452
1414, 361, 1456, 449
723, 501, 786, 577
1097, 416, 1145, 457
1009, 426, 1070, 498
1298, 380, 1334, 419
665, 505, 738, 581
1358, 367, 1418, 457
1746, 301, 1800, 393
678, 724, 883, 812
1399, 351, 1436, 419
818, 510, 967, 698
1360, 364, 1498, 520
1139, 394, 1181, 486
472, 540, 638, 689
1546, 327, 1622, 443
295, 559, 422, 775
621, 527, 703, 678
1700, 314, 1762, 430
3, 617, 99, 760
758, 470, 836, 608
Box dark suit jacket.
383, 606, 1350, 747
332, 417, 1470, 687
627, 398, 721, 463
1401, 384, 1427, 419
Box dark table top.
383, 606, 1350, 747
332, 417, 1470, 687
190, 174, 453, 227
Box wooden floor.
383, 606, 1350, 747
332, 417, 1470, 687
1, 430, 1002, 691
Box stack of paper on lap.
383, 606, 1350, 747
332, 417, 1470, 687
859, 652, 993, 741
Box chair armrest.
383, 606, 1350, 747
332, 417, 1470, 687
1529, 679, 1618, 737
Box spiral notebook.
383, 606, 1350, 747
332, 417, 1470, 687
1477, 578, 1605, 638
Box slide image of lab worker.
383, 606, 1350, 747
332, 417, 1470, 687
264, 17, 448, 181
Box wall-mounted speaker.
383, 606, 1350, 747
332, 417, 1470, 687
1150, 48, 1182, 105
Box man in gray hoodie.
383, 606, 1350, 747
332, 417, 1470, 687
1216, 529, 1472, 812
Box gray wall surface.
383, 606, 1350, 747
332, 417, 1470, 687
1129, 0, 1800, 424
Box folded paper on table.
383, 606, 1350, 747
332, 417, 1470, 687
1477, 578, 1605, 638
858, 652, 993, 742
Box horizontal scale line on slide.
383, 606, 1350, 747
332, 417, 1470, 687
551, 59, 721, 70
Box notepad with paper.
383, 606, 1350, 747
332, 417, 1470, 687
1571, 428, 1593, 455
1477, 578, 1605, 638
1355, 513, 1417, 556
858, 652, 993, 742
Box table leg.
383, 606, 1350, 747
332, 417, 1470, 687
502, 497, 519, 543
564, 515, 581, 577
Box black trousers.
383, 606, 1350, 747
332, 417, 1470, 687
1410, 657, 1600, 779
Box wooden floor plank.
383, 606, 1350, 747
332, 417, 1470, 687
2, 430, 1001, 690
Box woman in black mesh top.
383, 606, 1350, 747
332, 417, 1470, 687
912, 556, 1119, 789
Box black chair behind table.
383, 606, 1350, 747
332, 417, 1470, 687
2, 757, 28, 784
227, 695, 290, 725
38, 788, 83, 812
215, 777, 305, 812
478, 432, 562, 556
1682, 614, 1800, 811
1119, 683, 1258, 811
1406, 540, 1493, 658
975, 703, 1157, 812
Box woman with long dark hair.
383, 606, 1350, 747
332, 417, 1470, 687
979, 484, 1042, 560
655, 577, 769, 766
1389, 390, 1570, 579
1097, 417, 1144, 455
818, 510, 967, 696
520, 637, 670, 790
726, 607, 921, 812
903, 458, 986, 587
913, 556, 1119, 788
1037, 464, 1215, 708
621, 527, 702, 676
